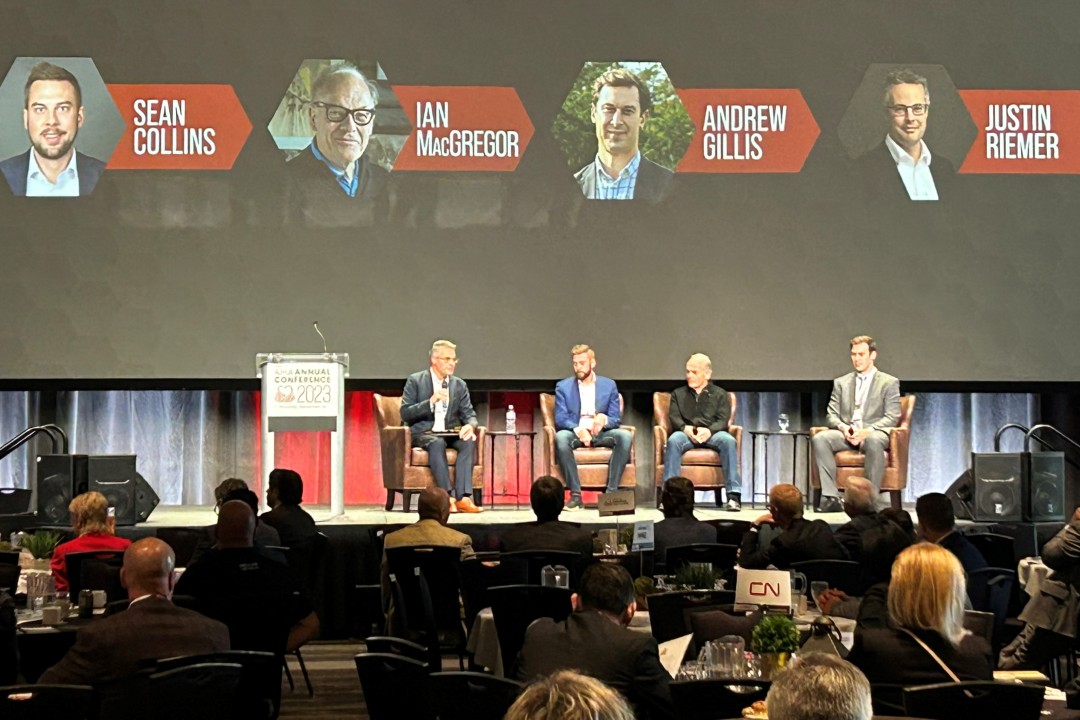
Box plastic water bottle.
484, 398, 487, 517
506, 405, 517, 433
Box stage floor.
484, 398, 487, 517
140, 502, 857, 528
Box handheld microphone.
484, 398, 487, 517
313, 321, 328, 354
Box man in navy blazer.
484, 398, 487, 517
400, 340, 482, 513
554, 344, 632, 510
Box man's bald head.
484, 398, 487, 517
769, 484, 805, 526
418, 486, 451, 524
217, 499, 256, 548
121, 537, 176, 599
843, 477, 876, 517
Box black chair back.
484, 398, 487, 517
0, 684, 96, 720
154, 527, 207, 568
0, 565, 18, 595
0, 551, 21, 566
902, 681, 1044, 720
286, 532, 329, 601
149, 651, 279, 720
963, 609, 995, 646
192, 590, 294, 656
0, 489, 32, 515
648, 590, 737, 644
670, 679, 771, 720
456, 558, 505, 635
488, 584, 573, 678
664, 544, 739, 573
145, 662, 244, 720
965, 532, 1017, 570
354, 652, 433, 720
498, 549, 586, 588
966, 567, 1016, 648
428, 671, 523, 720
364, 635, 430, 664
65, 550, 125, 602
386, 545, 468, 665
790, 559, 865, 595
705, 519, 751, 545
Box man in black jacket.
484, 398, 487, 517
739, 484, 847, 569
516, 563, 674, 720
916, 493, 987, 575
501, 475, 592, 559
833, 477, 885, 562
662, 353, 741, 510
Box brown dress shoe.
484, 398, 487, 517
456, 497, 483, 513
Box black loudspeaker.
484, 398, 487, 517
133, 472, 160, 523
36, 454, 88, 525
1025, 451, 1066, 522
88, 455, 137, 526
964, 452, 1024, 522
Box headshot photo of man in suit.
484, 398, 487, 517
574, 66, 674, 203
811, 335, 901, 513
859, 69, 955, 202
0, 61, 106, 197
399, 339, 483, 513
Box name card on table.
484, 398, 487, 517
598, 489, 636, 516
735, 568, 791, 610
631, 520, 654, 552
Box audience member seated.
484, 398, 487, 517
847, 543, 994, 686
654, 476, 716, 566
38, 537, 230, 685
916, 492, 988, 575
175, 500, 319, 653
832, 477, 887, 562
999, 505, 1080, 669
879, 507, 916, 541
766, 653, 873, 720
51, 491, 132, 594
380, 486, 475, 620
506, 669, 634, 720
738, 484, 847, 569
259, 468, 317, 550
516, 563, 675, 720
190, 481, 283, 565
500, 475, 593, 559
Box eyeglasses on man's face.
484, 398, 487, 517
312, 101, 375, 126
887, 103, 929, 117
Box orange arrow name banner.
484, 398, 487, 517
959, 90, 1080, 174
392, 86, 533, 172
105, 85, 252, 170
677, 89, 819, 173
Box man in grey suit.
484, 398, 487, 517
400, 339, 482, 513
812, 336, 900, 513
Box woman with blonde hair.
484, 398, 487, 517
50, 491, 132, 593
505, 670, 634, 720
848, 542, 992, 687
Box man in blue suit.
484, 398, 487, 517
554, 344, 632, 510
400, 340, 482, 513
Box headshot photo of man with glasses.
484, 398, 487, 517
856, 68, 957, 202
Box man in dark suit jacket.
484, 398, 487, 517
516, 563, 675, 720
655, 476, 716, 567
260, 468, 318, 549
915, 493, 987, 575
833, 476, 886, 562
855, 68, 954, 203
38, 537, 230, 685
811, 335, 901, 513
0, 62, 106, 197
573, 66, 673, 203
501, 475, 593, 558
401, 339, 482, 513
554, 344, 632, 509
739, 484, 848, 569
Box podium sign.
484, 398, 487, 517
256, 353, 349, 517
264, 361, 342, 431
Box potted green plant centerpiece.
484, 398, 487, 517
673, 562, 724, 590
751, 613, 799, 678
21, 531, 61, 570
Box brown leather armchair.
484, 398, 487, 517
653, 392, 743, 505
539, 393, 636, 494
809, 394, 915, 510
373, 393, 486, 512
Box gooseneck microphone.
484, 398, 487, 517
313, 321, 328, 354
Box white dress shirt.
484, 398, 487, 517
26, 150, 80, 197
885, 135, 938, 201
577, 379, 597, 430
431, 370, 449, 432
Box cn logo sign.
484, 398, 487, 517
749, 581, 782, 598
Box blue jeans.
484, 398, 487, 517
662, 430, 741, 494
554, 428, 632, 495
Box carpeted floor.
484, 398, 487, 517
279, 641, 369, 719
